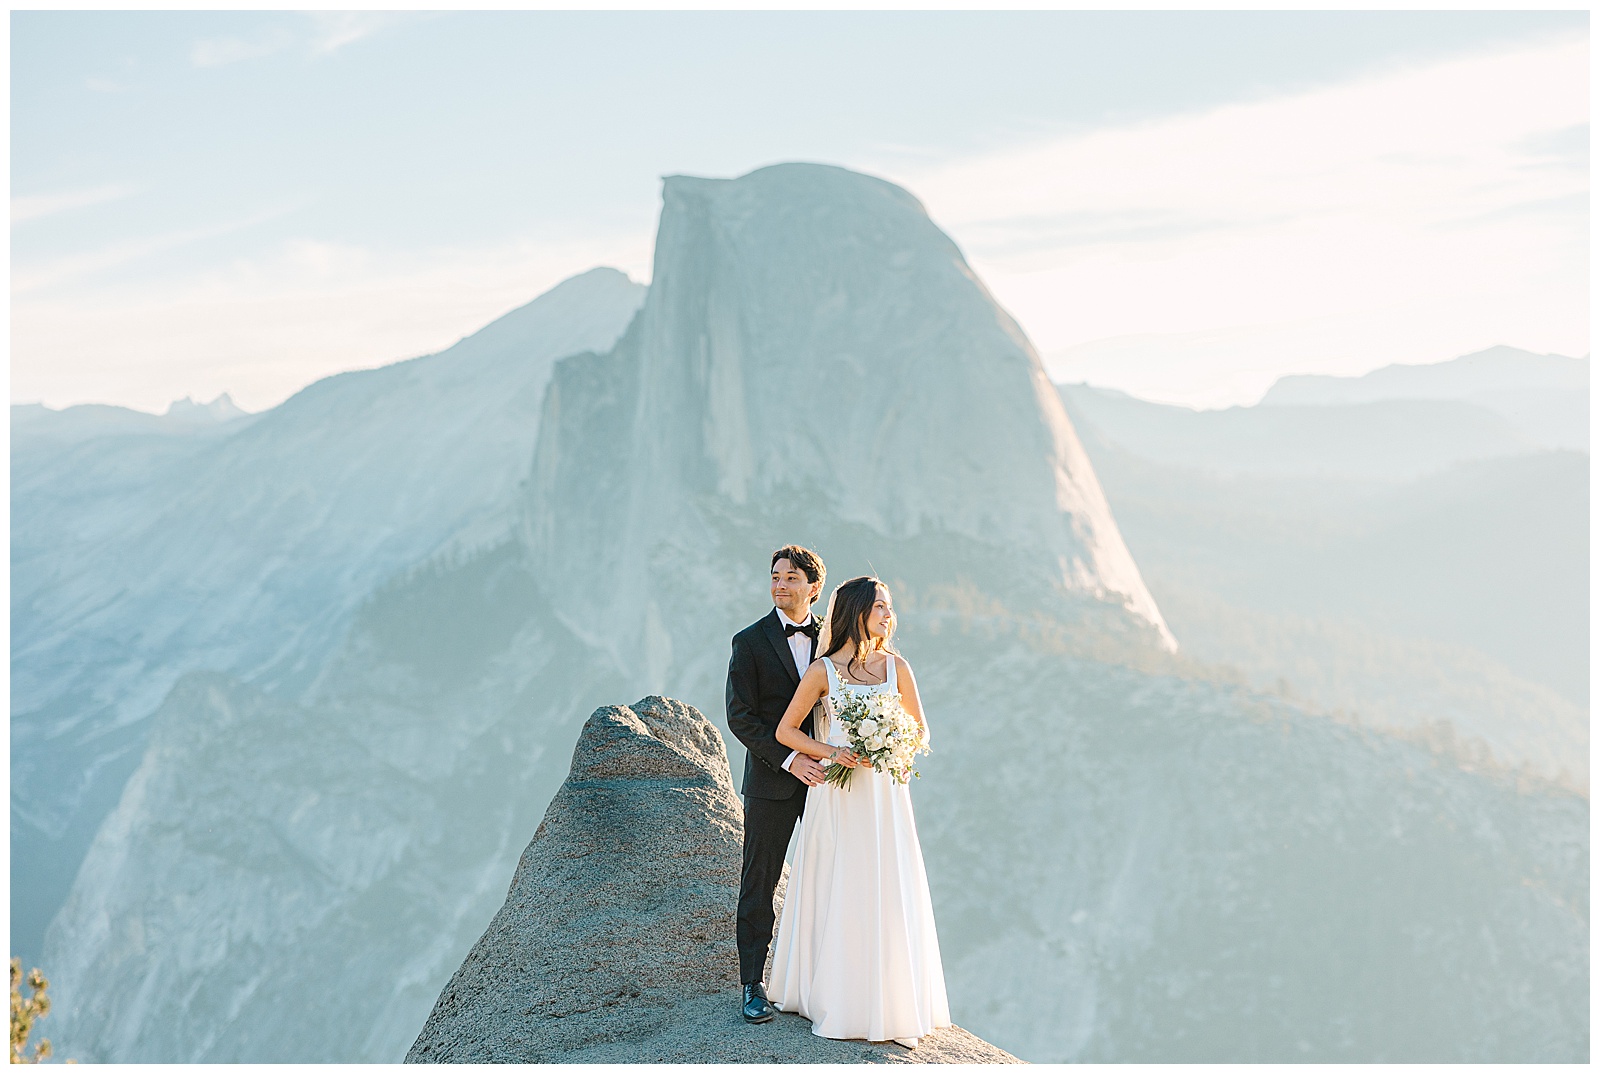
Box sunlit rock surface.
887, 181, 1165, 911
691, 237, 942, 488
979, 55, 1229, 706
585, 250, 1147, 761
407, 697, 1019, 1064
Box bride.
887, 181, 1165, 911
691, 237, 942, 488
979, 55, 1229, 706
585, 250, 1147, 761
768, 575, 951, 1049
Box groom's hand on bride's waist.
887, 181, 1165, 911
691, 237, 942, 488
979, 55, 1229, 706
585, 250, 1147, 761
789, 754, 826, 786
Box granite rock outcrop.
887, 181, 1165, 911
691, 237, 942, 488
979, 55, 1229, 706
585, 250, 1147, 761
406, 696, 1019, 1064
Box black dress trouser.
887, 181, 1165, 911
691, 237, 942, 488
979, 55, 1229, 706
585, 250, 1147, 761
737, 790, 807, 984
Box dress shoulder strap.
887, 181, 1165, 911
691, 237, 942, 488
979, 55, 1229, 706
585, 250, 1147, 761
884, 652, 898, 691
821, 655, 841, 693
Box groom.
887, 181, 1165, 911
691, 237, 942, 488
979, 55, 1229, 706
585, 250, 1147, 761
725, 544, 829, 1024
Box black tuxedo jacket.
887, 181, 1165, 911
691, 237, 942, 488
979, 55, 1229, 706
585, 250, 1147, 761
725, 608, 823, 800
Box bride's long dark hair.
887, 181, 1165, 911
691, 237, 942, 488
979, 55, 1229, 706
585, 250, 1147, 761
819, 575, 899, 681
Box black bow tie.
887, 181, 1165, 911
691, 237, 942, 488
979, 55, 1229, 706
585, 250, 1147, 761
783, 619, 819, 639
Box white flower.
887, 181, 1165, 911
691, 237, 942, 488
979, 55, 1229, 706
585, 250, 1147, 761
858, 718, 879, 737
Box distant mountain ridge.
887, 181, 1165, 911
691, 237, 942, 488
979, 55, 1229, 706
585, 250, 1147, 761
1262, 345, 1587, 402
1058, 384, 1537, 482
1055, 344, 1588, 784
165, 392, 250, 422
1260, 345, 1588, 451
11, 392, 258, 445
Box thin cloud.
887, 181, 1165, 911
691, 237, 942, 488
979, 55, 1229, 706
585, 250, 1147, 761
191, 27, 295, 68
306, 12, 401, 57
11, 229, 653, 413
12, 185, 134, 224
12, 204, 299, 294
910, 35, 1587, 255
884, 33, 1588, 403
191, 13, 411, 68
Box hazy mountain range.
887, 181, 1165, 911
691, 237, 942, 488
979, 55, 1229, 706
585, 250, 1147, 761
1059, 354, 1588, 786
10, 267, 646, 973
12, 164, 1587, 1062
1260, 345, 1587, 452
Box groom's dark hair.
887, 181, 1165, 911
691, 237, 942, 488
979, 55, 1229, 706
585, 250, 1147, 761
771, 544, 826, 600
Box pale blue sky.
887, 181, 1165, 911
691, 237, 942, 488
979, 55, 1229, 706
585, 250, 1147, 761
10, 10, 1589, 411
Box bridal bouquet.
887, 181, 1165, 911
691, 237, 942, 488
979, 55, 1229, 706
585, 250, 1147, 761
822, 690, 930, 788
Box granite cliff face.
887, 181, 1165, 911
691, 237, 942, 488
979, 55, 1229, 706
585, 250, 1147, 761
523, 163, 1173, 699
407, 697, 1019, 1064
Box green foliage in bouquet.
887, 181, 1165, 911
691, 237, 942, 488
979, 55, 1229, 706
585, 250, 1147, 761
822, 688, 930, 789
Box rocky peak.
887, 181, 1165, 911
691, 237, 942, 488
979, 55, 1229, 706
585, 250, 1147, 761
406, 696, 1019, 1063
164, 391, 249, 423
522, 162, 1174, 681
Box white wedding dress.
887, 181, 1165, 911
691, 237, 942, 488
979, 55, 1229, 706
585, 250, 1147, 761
768, 654, 951, 1045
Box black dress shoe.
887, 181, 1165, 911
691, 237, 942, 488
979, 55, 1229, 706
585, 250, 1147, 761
742, 981, 776, 1023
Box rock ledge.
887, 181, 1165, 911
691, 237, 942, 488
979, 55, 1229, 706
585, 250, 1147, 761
405, 696, 1019, 1063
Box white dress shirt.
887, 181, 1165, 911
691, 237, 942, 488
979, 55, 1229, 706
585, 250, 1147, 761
775, 606, 816, 772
